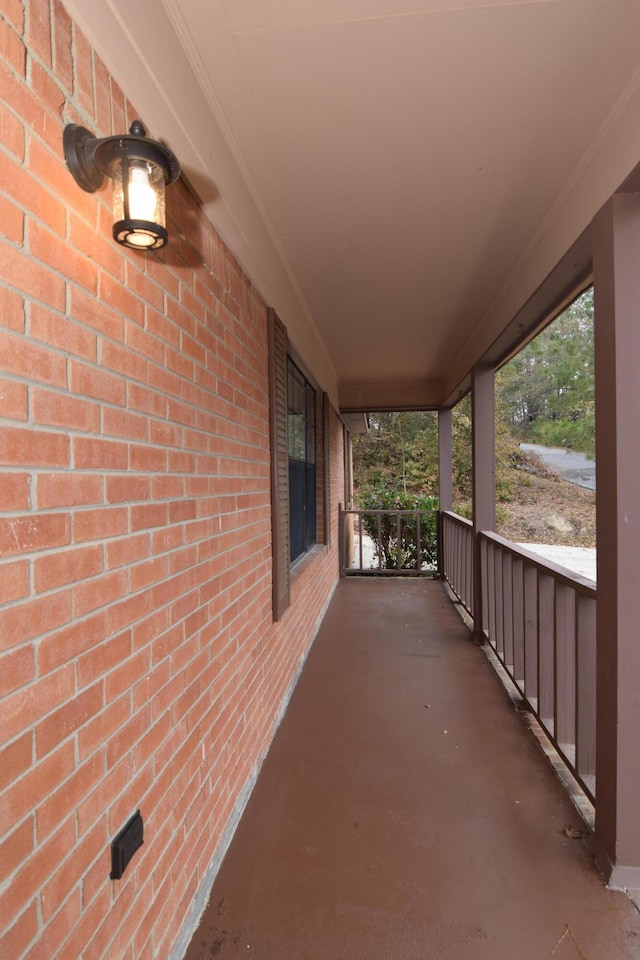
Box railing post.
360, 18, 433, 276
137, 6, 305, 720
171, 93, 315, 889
338, 503, 345, 577
438, 408, 453, 578
471, 364, 496, 642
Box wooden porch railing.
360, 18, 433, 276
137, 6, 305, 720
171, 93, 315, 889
440, 510, 596, 803
478, 532, 596, 802
339, 505, 438, 577
441, 510, 474, 616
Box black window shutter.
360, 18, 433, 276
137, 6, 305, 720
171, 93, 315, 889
267, 308, 290, 620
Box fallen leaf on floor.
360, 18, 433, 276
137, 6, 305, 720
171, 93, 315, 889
562, 825, 588, 840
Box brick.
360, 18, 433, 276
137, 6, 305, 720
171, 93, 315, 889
28, 138, 97, 224
151, 475, 183, 500
125, 260, 164, 312
38, 753, 103, 843
0, 472, 30, 511
106, 475, 149, 504
72, 436, 128, 471
0, 731, 32, 793
73, 505, 127, 542
0, 427, 69, 467
0, 589, 73, 656
24, 890, 81, 960
69, 359, 126, 406
32, 388, 101, 433
0, 329, 66, 386
0, 57, 57, 153
151, 525, 184, 556
0, 14, 26, 75
0, 191, 24, 242
106, 532, 150, 571
37, 472, 103, 509
41, 821, 103, 923
52, 0, 72, 92
77, 696, 131, 766
106, 703, 151, 769
27, 0, 52, 66
101, 338, 147, 382
0, 375, 27, 419
0, 152, 67, 239
73, 569, 128, 618
70, 211, 125, 282
133, 709, 171, 770
36, 680, 104, 759
128, 442, 168, 473
34, 542, 103, 592
0, 558, 29, 605
129, 555, 169, 592
0, 817, 34, 892
30, 303, 97, 360
0, 900, 38, 960
37, 610, 106, 676
130, 502, 168, 533
0, 285, 24, 331
149, 420, 182, 448
124, 318, 165, 364
103, 406, 148, 443
0, 237, 65, 311
100, 271, 145, 325
76, 628, 131, 689
0, 643, 35, 700
73, 24, 94, 114
93, 53, 110, 134
29, 59, 65, 119
62, 888, 111, 960
0, 511, 69, 556
105, 647, 150, 705
127, 382, 166, 418
0, 0, 24, 32
0, 814, 75, 922
29, 220, 98, 294
0, 739, 74, 835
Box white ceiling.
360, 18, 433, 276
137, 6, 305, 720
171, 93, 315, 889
67, 0, 640, 408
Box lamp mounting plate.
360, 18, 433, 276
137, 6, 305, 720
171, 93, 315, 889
63, 124, 105, 193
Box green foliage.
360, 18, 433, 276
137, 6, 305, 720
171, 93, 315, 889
496, 288, 594, 455
353, 412, 439, 501
357, 487, 438, 571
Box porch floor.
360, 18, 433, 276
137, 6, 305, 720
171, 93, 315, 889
183, 579, 640, 960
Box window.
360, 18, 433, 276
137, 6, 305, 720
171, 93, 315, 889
288, 359, 316, 563
268, 308, 331, 620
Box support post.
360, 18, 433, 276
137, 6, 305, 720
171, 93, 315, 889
438, 407, 453, 577
471, 365, 495, 640
591, 193, 640, 887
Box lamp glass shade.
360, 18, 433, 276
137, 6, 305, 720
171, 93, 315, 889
111, 157, 168, 250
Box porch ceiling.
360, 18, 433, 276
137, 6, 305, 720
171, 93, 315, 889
66, 0, 640, 408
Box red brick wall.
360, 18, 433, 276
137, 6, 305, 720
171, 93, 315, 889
0, 3, 343, 958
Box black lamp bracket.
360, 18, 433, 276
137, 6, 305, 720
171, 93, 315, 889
63, 120, 180, 194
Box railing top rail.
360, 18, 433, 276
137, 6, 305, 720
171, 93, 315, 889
342, 508, 438, 516
442, 510, 473, 529
479, 529, 596, 597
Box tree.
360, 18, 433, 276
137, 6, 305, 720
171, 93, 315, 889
496, 288, 594, 455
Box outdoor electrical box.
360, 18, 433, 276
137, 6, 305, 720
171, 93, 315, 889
110, 810, 144, 880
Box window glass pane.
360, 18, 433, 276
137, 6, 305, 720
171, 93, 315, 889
288, 358, 317, 563
288, 362, 305, 460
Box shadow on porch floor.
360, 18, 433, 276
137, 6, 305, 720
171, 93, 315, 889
183, 579, 640, 960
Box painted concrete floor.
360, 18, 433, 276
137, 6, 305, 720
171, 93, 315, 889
183, 579, 640, 960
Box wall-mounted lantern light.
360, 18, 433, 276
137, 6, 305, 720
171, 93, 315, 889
63, 120, 180, 250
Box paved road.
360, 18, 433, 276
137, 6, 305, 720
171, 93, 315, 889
520, 443, 596, 491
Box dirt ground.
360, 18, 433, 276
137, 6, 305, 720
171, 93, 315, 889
454, 451, 597, 548
496, 471, 596, 547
